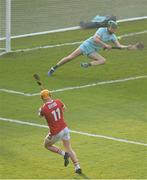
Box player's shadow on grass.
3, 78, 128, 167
74, 173, 90, 179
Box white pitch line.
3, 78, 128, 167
0, 88, 33, 96
0, 29, 147, 57
0, 117, 147, 147
0, 16, 146, 41
9, 30, 147, 53
118, 30, 147, 39
13, 41, 82, 53
0, 75, 147, 96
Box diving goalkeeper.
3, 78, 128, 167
47, 20, 134, 76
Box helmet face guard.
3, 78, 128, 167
107, 20, 118, 29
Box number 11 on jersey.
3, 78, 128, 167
51, 108, 61, 121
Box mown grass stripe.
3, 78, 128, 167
0, 75, 147, 96
11, 30, 147, 53
0, 117, 147, 147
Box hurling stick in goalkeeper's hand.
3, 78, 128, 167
111, 42, 144, 50
33, 73, 44, 90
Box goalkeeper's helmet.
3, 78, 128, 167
40, 89, 51, 100
108, 20, 118, 29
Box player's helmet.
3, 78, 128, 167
40, 89, 51, 100
107, 20, 118, 29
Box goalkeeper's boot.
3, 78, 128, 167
48, 67, 55, 76
64, 152, 69, 167
75, 168, 82, 174
81, 62, 90, 68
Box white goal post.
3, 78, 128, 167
6, 0, 11, 52
0, 0, 11, 55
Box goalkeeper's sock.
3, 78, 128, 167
48, 67, 56, 76
53, 64, 59, 70
88, 62, 92, 66
81, 62, 91, 68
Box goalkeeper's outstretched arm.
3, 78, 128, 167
113, 40, 132, 49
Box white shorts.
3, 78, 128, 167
45, 127, 70, 144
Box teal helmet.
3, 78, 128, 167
107, 20, 118, 29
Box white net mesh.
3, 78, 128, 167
0, 0, 147, 52
10, 0, 147, 36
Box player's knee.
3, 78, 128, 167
99, 58, 106, 64
44, 140, 50, 149
44, 141, 48, 149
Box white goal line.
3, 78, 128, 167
0, 117, 147, 147
0, 75, 147, 96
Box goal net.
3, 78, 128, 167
0, 0, 147, 54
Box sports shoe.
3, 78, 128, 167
64, 152, 69, 167
81, 62, 90, 68
47, 67, 55, 76
75, 168, 82, 174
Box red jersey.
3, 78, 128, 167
40, 99, 67, 135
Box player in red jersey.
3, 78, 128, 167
38, 89, 82, 174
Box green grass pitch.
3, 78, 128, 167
0, 19, 147, 179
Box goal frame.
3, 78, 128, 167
0, 0, 11, 55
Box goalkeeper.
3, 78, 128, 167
48, 20, 131, 76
